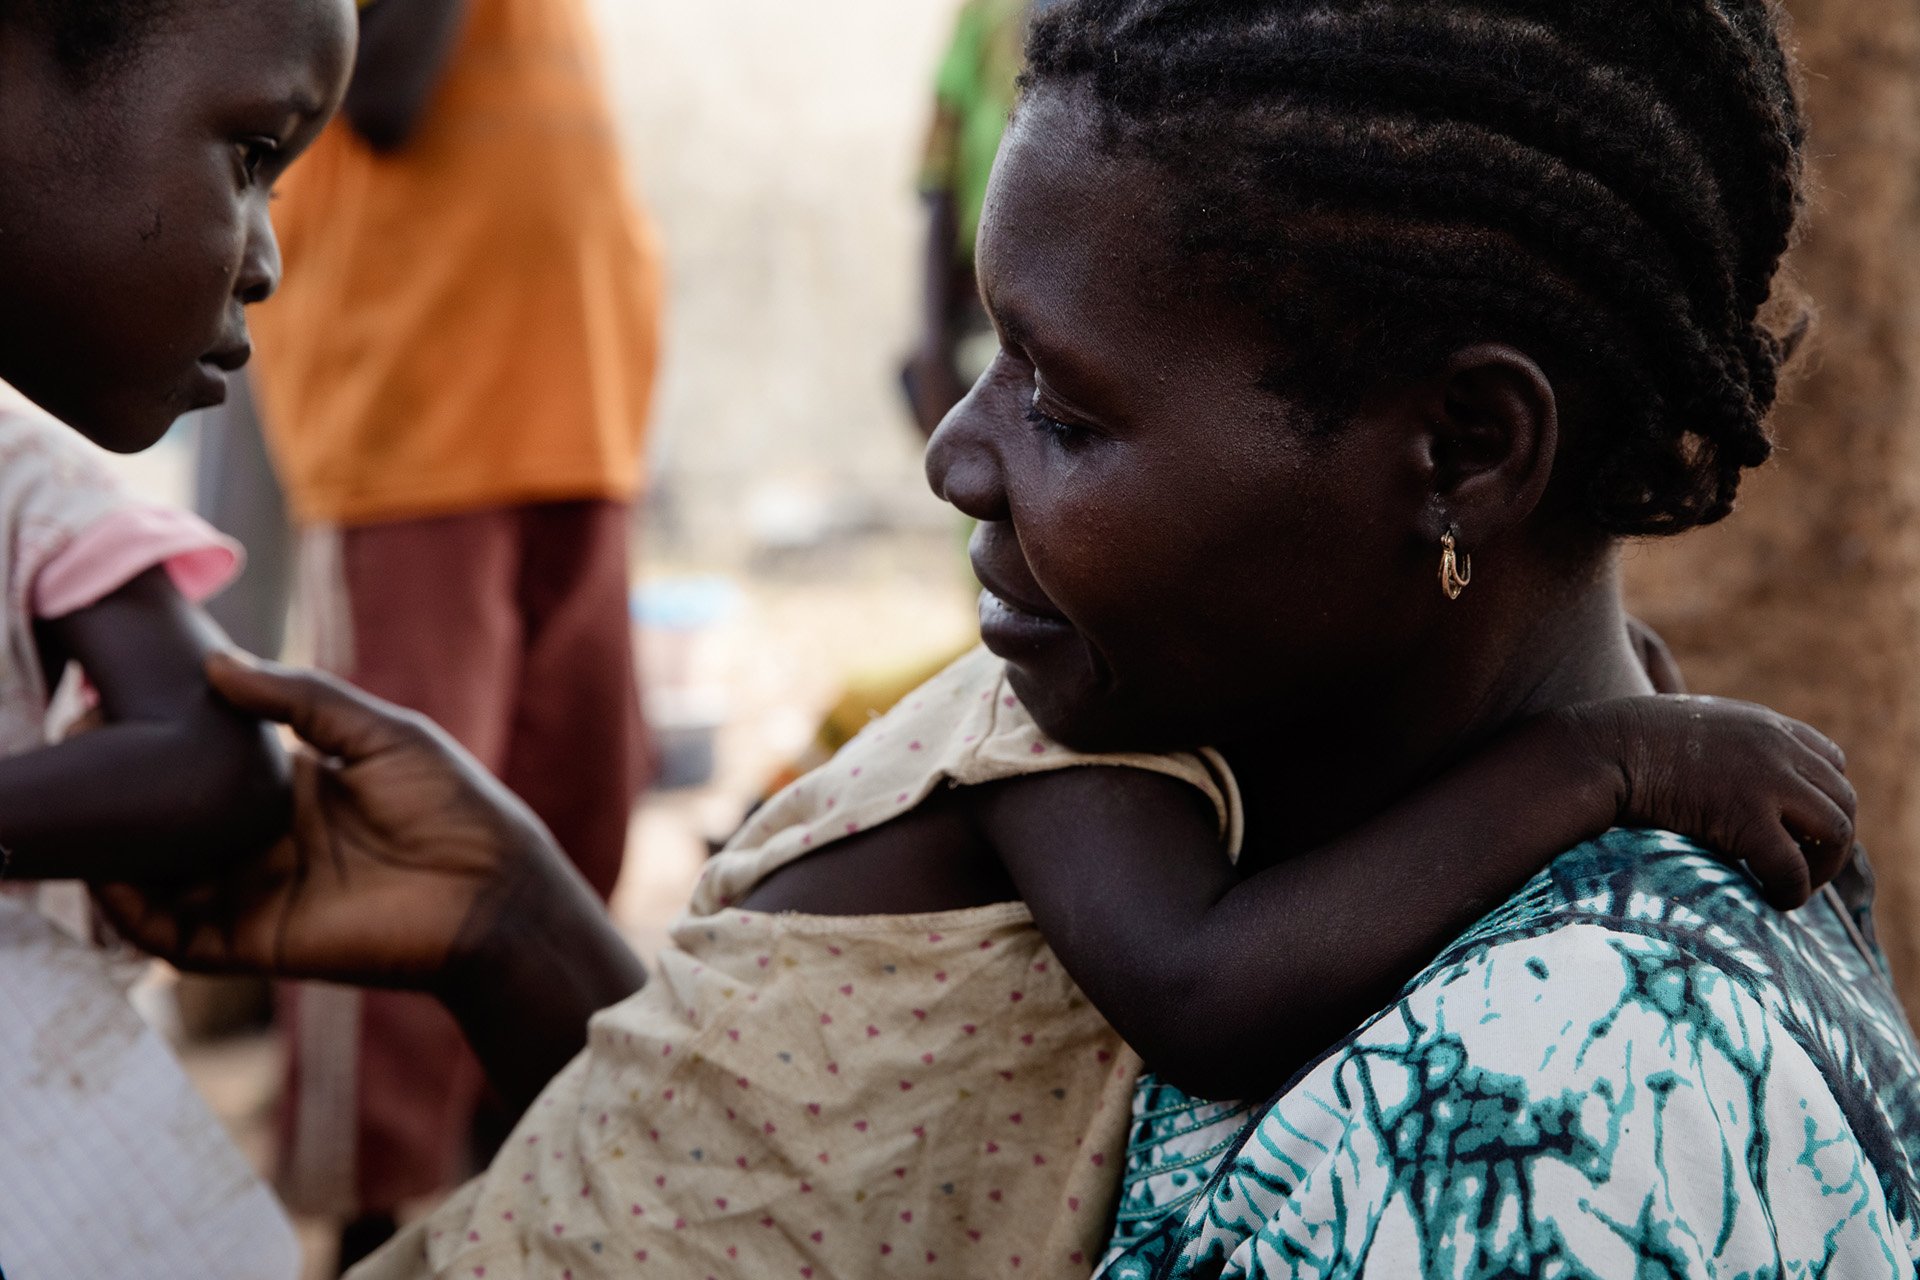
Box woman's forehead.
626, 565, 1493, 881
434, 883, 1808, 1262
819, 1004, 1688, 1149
978, 88, 1264, 392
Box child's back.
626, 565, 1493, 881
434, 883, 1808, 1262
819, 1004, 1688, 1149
363, 648, 1234, 1277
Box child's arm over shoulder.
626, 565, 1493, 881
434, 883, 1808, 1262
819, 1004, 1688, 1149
977, 696, 1853, 1102
0, 568, 289, 879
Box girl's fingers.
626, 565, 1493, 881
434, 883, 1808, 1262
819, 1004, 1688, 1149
93, 883, 229, 969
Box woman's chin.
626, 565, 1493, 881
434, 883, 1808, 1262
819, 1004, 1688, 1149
998, 648, 1154, 755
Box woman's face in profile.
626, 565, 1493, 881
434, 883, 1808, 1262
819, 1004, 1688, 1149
926, 87, 1446, 755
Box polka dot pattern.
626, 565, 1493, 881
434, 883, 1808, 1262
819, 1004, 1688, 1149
371, 648, 1243, 1280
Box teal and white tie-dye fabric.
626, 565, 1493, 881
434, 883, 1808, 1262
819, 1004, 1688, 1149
1100, 830, 1920, 1279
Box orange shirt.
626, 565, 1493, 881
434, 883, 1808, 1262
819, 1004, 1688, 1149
250, 0, 663, 526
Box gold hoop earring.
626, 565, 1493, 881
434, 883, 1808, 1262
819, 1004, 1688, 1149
1439, 528, 1472, 600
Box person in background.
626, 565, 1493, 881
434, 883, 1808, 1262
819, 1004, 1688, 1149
905, 0, 1060, 437
769, 0, 1060, 809
192, 374, 294, 660
244, 0, 664, 1267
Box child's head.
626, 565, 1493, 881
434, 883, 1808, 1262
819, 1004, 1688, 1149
926, 0, 1804, 751
0, 0, 354, 451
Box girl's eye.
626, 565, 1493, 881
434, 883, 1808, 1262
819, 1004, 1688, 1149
234, 137, 280, 187
1026, 394, 1092, 449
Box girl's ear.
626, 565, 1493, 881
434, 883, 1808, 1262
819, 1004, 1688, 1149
1406, 343, 1559, 545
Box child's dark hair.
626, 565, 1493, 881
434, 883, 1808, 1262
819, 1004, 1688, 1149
4, 0, 178, 78
1025, 1, 1806, 535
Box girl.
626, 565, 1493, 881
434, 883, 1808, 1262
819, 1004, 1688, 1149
0, 0, 353, 870
99, 4, 1875, 1280
0, 0, 354, 1271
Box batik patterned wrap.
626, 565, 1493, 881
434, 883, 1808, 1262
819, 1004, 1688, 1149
1102, 829, 1920, 1279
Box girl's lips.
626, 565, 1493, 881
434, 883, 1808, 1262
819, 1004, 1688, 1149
188, 361, 231, 410
978, 588, 1074, 657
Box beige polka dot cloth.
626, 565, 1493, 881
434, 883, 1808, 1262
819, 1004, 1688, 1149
359, 647, 1244, 1280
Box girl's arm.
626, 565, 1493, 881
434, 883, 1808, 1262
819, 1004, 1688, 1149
978, 698, 1853, 1102
0, 568, 289, 879
96, 655, 645, 1115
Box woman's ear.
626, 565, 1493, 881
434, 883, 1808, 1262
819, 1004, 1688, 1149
1408, 343, 1559, 544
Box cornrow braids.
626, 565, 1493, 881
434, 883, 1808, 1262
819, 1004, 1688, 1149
1025, 0, 1806, 535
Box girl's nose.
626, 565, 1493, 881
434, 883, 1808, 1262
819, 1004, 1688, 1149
925, 385, 1012, 522
235, 205, 283, 306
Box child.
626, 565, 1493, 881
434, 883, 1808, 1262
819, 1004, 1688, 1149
0, 0, 355, 1271
0, 0, 354, 868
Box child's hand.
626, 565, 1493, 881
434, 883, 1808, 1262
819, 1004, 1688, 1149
1570, 696, 1856, 910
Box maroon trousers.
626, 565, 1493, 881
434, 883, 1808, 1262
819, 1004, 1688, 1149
280, 500, 645, 1216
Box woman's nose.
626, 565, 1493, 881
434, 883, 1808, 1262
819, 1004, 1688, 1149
235, 204, 283, 306
924, 387, 1012, 522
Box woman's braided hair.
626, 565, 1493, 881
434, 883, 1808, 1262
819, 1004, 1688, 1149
1025, 0, 1806, 535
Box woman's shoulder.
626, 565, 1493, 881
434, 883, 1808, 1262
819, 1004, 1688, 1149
1104, 830, 1920, 1279
1440, 829, 1902, 1034
694, 648, 1243, 912
1428, 830, 1920, 1193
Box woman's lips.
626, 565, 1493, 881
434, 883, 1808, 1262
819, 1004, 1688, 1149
978, 587, 1074, 657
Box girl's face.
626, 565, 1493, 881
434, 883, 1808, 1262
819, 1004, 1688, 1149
926, 88, 1437, 753
0, 0, 354, 451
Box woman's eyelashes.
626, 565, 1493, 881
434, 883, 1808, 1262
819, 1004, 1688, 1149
1026, 392, 1093, 449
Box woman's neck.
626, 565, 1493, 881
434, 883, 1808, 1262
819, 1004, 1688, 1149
1221, 557, 1651, 866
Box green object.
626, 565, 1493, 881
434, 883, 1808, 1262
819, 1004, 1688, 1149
920, 0, 1033, 264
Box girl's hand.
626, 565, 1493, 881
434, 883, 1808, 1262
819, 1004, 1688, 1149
93, 653, 570, 993
1569, 695, 1857, 910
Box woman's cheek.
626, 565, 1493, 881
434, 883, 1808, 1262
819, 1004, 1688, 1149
1033, 485, 1175, 621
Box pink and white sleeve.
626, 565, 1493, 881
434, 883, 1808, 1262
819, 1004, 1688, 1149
32, 504, 243, 621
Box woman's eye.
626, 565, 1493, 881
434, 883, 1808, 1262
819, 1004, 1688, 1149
1025, 397, 1091, 449
234, 137, 280, 187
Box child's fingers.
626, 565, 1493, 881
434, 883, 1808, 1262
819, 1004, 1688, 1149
1779, 783, 1856, 884
92, 884, 168, 951
1780, 717, 1848, 774
1742, 781, 1855, 912
1740, 818, 1816, 910
1792, 749, 1859, 823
